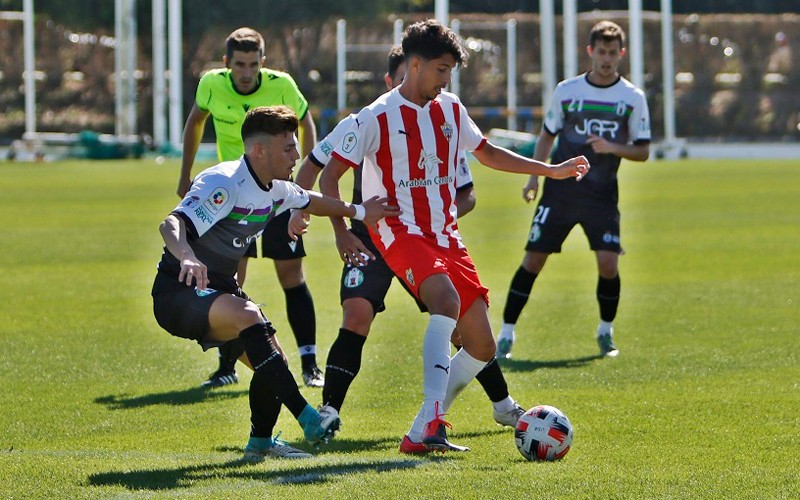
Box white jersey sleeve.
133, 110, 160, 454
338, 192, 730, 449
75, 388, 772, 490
310, 114, 357, 166
628, 89, 652, 143
542, 82, 566, 135
455, 151, 473, 189
457, 102, 487, 152
174, 171, 236, 237
271, 180, 311, 215
332, 108, 380, 168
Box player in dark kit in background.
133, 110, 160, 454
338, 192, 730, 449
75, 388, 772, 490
153, 106, 398, 459
178, 27, 324, 388
497, 20, 651, 359
290, 47, 527, 446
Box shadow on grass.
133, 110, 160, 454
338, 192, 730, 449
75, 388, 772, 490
94, 386, 247, 409
87, 454, 431, 490
498, 354, 603, 373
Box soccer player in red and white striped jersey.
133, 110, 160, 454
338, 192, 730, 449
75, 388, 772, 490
320, 19, 590, 453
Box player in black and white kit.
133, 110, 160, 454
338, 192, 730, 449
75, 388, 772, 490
497, 21, 651, 359
290, 47, 526, 452
152, 106, 397, 460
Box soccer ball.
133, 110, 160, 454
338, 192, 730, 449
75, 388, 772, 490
514, 405, 573, 461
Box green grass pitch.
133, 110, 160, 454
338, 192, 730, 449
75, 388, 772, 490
1, 156, 797, 498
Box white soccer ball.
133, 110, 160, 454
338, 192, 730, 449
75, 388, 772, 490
514, 405, 573, 461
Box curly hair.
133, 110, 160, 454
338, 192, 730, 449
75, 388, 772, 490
402, 19, 468, 67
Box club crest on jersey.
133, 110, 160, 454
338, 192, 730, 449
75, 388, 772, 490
441, 122, 454, 141
204, 188, 229, 214
405, 268, 415, 286
343, 267, 364, 289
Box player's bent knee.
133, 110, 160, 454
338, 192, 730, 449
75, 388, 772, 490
342, 299, 374, 336
235, 302, 265, 331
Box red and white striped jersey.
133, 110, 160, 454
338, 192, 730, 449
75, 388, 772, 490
332, 88, 486, 252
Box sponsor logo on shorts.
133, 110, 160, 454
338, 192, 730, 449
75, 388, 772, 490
195, 287, 217, 297
602, 231, 620, 244
343, 267, 364, 288
528, 223, 542, 242
204, 187, 229, 214
288, 240, 298, 253
405, 268, 415, 286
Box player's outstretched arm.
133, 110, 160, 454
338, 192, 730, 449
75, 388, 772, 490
287, 156, 325, 240
159, 214, 209, 289
302, 192, 399, 228
317, 157, 372, 265
522, 131, 557, 203
472, 142, 589, 180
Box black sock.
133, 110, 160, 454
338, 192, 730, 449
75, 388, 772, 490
597, 274, 621, 322
322, 328, 367, 412
475, 358, 509, 403
217, 339, 244, 373
301, 355, 316, 372
284, 283, 317, 364
239, 323, 307, 418
503, 267, 538, 324
249, 369, 281, 438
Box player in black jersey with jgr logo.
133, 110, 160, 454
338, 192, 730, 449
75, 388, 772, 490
498, 20, 651, 359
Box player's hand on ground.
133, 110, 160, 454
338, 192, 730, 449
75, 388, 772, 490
552, 155, 590, 180
335, 228, 374, 266
288, 209, 310, 240
176, 177, 192, 198
178, 255, 209, 290
586, 134, 617, 155
522, 176, 540, 203
361, 196, 401, 230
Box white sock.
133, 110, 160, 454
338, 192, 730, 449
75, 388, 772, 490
442, 348, 488, 413
492, 395, 517, 414
597, 321, 614, 337
407, 314, 456, 441
299, 344, 316, 356
498, 323, 515, 341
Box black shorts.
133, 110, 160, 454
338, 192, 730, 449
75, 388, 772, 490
339, 231, 426, 315
524, 197, 622, 254
151, 271, 252, 350
243, 210, 307, 260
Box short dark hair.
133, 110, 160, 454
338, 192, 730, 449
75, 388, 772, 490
589, 21, 625, 48
387, 45, 405, 80
402, 19, 467, 67
226, 27, 264, 59
241, 106, 298, 142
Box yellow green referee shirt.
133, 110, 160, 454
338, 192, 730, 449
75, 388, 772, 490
195, 67, 309, 161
